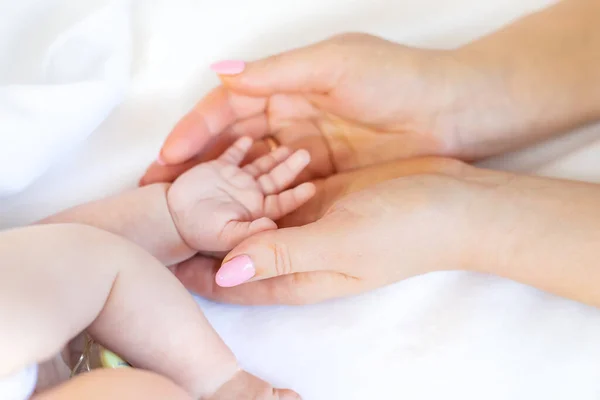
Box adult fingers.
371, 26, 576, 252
213, 213, 355, 288
159, 86, 268, 165
174, 256, 361, 305
211, 39, 342, 97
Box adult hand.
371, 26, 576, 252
277, 156, 465, 227
173, 158, 484, 304
175, 160, 600, 309
140, 33, 482, 186
143, 0, 600, 186
166, 157, 464, 290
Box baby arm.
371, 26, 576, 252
41, 184, 194, 266
0, 223, 297, 399
42, 137, 315, 267
8, 139, 313, 399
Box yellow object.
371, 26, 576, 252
99, 348, 130, 368
70, 334, 130, 377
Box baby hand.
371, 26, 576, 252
167, 137, 316, 253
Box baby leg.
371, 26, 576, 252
0, 224, 298, 399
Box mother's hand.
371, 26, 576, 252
177, 160, 600, 308
173, 158, 487, 304
278, 156, 466, 227
141, 33, 472, 186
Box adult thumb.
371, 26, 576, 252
215, 221, 340, 287
209, 40, 344, 96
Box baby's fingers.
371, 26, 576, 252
264, 183, 316, 221
242, 147, 292, 178
258, 150, 311, 195
218, 136, 253, 165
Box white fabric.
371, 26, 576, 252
1, 0, 600, 399
0, 365, 38, 400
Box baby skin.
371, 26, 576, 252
39, 137, 316, 398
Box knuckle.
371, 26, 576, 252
258, 174, 276, 193
270, 242, 294, 277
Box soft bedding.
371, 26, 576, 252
2, 1, 600, 399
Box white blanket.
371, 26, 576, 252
2, 0, 600, 399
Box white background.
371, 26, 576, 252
2, 1, 600, 399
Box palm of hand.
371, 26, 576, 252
144, 34, 462, 187
251, 37, 456, 175
167, 137, 315, 253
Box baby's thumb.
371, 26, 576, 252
215, 222, 336, 287
209, 41, 342, 96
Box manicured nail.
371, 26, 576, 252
216, 255, 255, 287
210, 60, 246, 75
156, 155, 167, 166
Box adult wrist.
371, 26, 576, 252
446, 0, 600, 160
460, 170, 600, 307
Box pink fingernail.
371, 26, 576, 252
210, 60, 246, 75
156, 155, 167, 166
216, 255, 255, 287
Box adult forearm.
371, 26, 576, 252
40, 184, 193, 266
451, 0, 600, 158
467, 169, 600, 308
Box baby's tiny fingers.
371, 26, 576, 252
218, 136, 253, 165
264, 182, 316, 221
243, 146, 291, 178
258, 150, 311, 195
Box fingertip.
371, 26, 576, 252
160, 112, 210, 165
249, 217, 278, 233
295, 182, 317, 200
294, 149, 311, 163
210, 60, 246, 75
296, 148, 310, 159
287, 149, 311, 172
216, 255, 256, 287
140, 158, 169, 185
139, 163, 161, 186
303, 181, 317, 192
234, 135, 254, 149
154, 153, 165, 165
